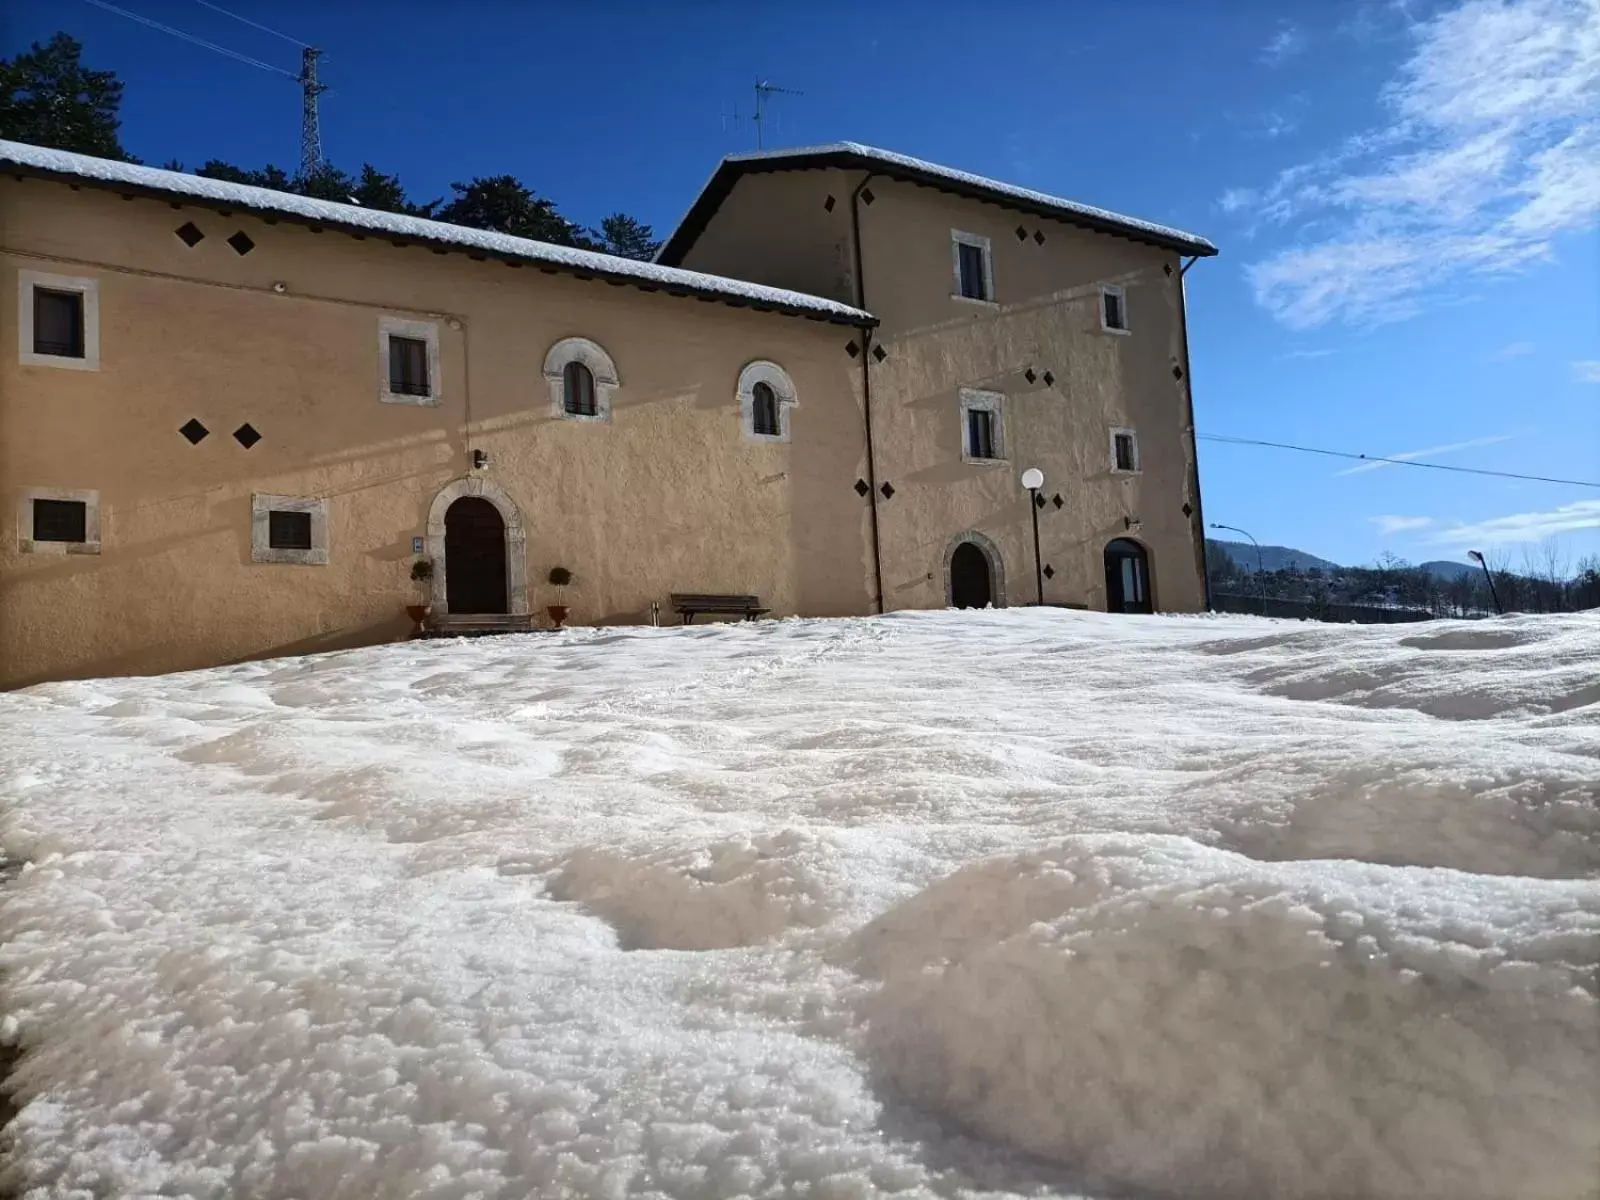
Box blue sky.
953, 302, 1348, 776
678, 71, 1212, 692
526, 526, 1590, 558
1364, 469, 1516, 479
8, 0, 1598, 569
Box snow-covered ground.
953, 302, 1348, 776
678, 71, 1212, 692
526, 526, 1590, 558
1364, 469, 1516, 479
1, 610, 1596, 1199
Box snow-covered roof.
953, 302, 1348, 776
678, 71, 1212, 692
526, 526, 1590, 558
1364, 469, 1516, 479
0, 140, 874, 327
658, 141, 1218, 265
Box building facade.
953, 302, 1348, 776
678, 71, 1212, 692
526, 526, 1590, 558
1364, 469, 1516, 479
0, 140, 1215, 688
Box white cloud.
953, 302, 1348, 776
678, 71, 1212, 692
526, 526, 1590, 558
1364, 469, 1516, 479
1372, 514, 1434, 533
1279, 348, 1336, 359
1573, 359, 1600, 382
1429, 499, 1600, 546
1336, 432, 1522, 475
1218, 187, 1257, 213
1260, 23, 1308, 66
1490, 340, 1537, 359
1240, 0, 1600, 328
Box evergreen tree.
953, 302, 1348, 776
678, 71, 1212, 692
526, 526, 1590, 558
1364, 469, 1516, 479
591, 213, 661, 260
0, 33, 129, 159
196, 160, 295, 191
352, 164, 435, 215
435, 175, 588, 245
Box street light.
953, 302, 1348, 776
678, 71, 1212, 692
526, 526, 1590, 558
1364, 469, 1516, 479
1209, 522, 1265, 607
1466, 550, 1503, 615
1021, 467, 1045, 606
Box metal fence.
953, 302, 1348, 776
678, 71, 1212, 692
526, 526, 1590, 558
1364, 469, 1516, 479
1212, 593, 1435, 624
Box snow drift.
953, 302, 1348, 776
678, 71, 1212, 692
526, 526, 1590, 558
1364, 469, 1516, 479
854, 835, 1600, 1200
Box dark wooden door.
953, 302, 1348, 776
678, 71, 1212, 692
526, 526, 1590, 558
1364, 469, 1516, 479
445, 497, 507, 614
1104, 538, 1152, 613
950, 541, 992, 609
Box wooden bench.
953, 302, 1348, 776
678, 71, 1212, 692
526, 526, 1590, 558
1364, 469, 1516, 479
670, 593, 768, 624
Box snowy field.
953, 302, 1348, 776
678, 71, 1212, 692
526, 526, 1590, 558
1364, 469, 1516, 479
1, 609, 1597, 1200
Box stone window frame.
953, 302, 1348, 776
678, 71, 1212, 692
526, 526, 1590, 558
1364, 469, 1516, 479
1100, 284, 1131, 335
1109, 426, 1142, 475
19, 269, 101, 371
544, 336, 619, 423
378, 315, 442, 406
251, 493, 329, 565
959, 387, 1007, 464
950, 229, 996, 306
943, 529, 1008, 608
736, 360, 798, 444
16, 486, 101, 555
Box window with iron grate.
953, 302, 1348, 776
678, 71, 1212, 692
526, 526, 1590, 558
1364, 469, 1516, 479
388, 335, 430, 397
33, 289, 84, 358
33, 498, 87, 543
563, 360, 597, 416
267, 509, 313, 551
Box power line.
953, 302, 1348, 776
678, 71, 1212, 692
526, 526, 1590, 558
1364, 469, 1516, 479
1196, 433, 1600, 490
82, 0, 297, 78
192, 0, 309, 48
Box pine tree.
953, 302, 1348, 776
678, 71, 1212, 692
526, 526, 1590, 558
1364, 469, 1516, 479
435, 175, 588, 245
591, 213, 661, 260
0, 33, 129, 159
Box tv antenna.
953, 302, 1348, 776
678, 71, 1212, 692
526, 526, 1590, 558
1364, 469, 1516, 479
752, 78, 802, 150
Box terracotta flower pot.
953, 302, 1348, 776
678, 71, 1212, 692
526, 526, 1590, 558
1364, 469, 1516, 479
547, 604, 569, 629
405, 603, 430, 634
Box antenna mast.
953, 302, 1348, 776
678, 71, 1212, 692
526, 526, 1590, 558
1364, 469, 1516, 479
298, 47, 328, 180
752, 78, 802, 150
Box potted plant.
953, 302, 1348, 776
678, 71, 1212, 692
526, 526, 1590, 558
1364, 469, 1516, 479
547, 566, 573, 629
407, 559, 434, 633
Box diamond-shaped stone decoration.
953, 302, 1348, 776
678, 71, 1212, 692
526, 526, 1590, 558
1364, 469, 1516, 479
1043, 564, 1055, 579
1015, 226, 1028, 241
1172, 365, 1185, 381
233, 423, 261, 449
854, 478, 870, 497
1033, 230, 1046, 245
179, 418, 209, 444
1035, 493, 1046, 509
823, 195, 836, 212
880, 481, 895, 499
860, 187, 875, 205
175, 221, 204, 247
1164, 263, 1174, 276
845, 341, 860, 358
1024, 368, 1037, 384
1042, 370, 1055, 387
1182, 502, 1194, 517
871, 344, 887, 363
1052, 494, 1064, 509
227, 231, 256, 256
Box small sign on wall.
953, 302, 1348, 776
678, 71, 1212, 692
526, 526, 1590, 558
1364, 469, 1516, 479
412, 537, 424, 554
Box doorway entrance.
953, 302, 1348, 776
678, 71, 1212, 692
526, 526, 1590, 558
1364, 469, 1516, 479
444, 496, 508, 614
950, 540, 994, 609
1104, 538, 1152, 613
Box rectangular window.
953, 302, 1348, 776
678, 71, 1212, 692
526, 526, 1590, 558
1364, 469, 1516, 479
32, 497, 87, 543
951, 231, 993, 303
388, 335, 430, 397
1101, 285, 1129, 333
968, 408, 995, 460
959, 388, 1005, 462
267, 509, 313, 551
1111, 428, 1140, 473
34, 289, 85, 358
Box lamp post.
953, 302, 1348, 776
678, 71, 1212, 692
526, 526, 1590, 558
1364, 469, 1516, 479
1021, 467, 1045, 606
1209, 522, 1265, 608
1466, 549, 1503, 615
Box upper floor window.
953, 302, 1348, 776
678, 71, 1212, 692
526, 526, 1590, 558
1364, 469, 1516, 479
19, 270, 100, 371
17, 487, 101, 555
1110, 427, 1140, 473
1101, 285, 1130, 334
379, 316, 441, 406
545, 337, 619, 422
951, 230, 994, 304
737, 361, 797, 443
563, 360, 598, 416
959, 388, 1006, 462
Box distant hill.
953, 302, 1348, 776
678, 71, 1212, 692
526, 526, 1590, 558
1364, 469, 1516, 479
1417, 560, 1476, 581
1208, 539, 1341, 574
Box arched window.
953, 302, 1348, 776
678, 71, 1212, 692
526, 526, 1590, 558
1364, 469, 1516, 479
544, 337, 619, 422
751, 381, 780, 437
563, 360, 597, 416
736, 360, 797, 443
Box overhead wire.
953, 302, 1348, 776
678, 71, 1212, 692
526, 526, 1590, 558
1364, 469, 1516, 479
191, 0, 310, 48
1196, 433, 1599, 490
81, 0, 298, 78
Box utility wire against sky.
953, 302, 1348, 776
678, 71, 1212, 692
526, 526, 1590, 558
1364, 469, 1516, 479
81, 0, 297, 78
191, 0, 309, 48
1197, 433, 1599, 490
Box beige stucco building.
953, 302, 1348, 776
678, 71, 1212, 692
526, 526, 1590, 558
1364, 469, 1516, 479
0, 138, 1215, 688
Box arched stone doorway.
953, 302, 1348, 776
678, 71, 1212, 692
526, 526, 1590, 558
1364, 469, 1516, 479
1104, 538, 1152, 613
945, 531, 1007, 609
426, 477, 528, 616
445, 497, 507, 614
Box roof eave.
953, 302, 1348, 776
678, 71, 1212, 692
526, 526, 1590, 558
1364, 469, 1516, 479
5, 161, 876, 329
659, 149, 1218, 265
